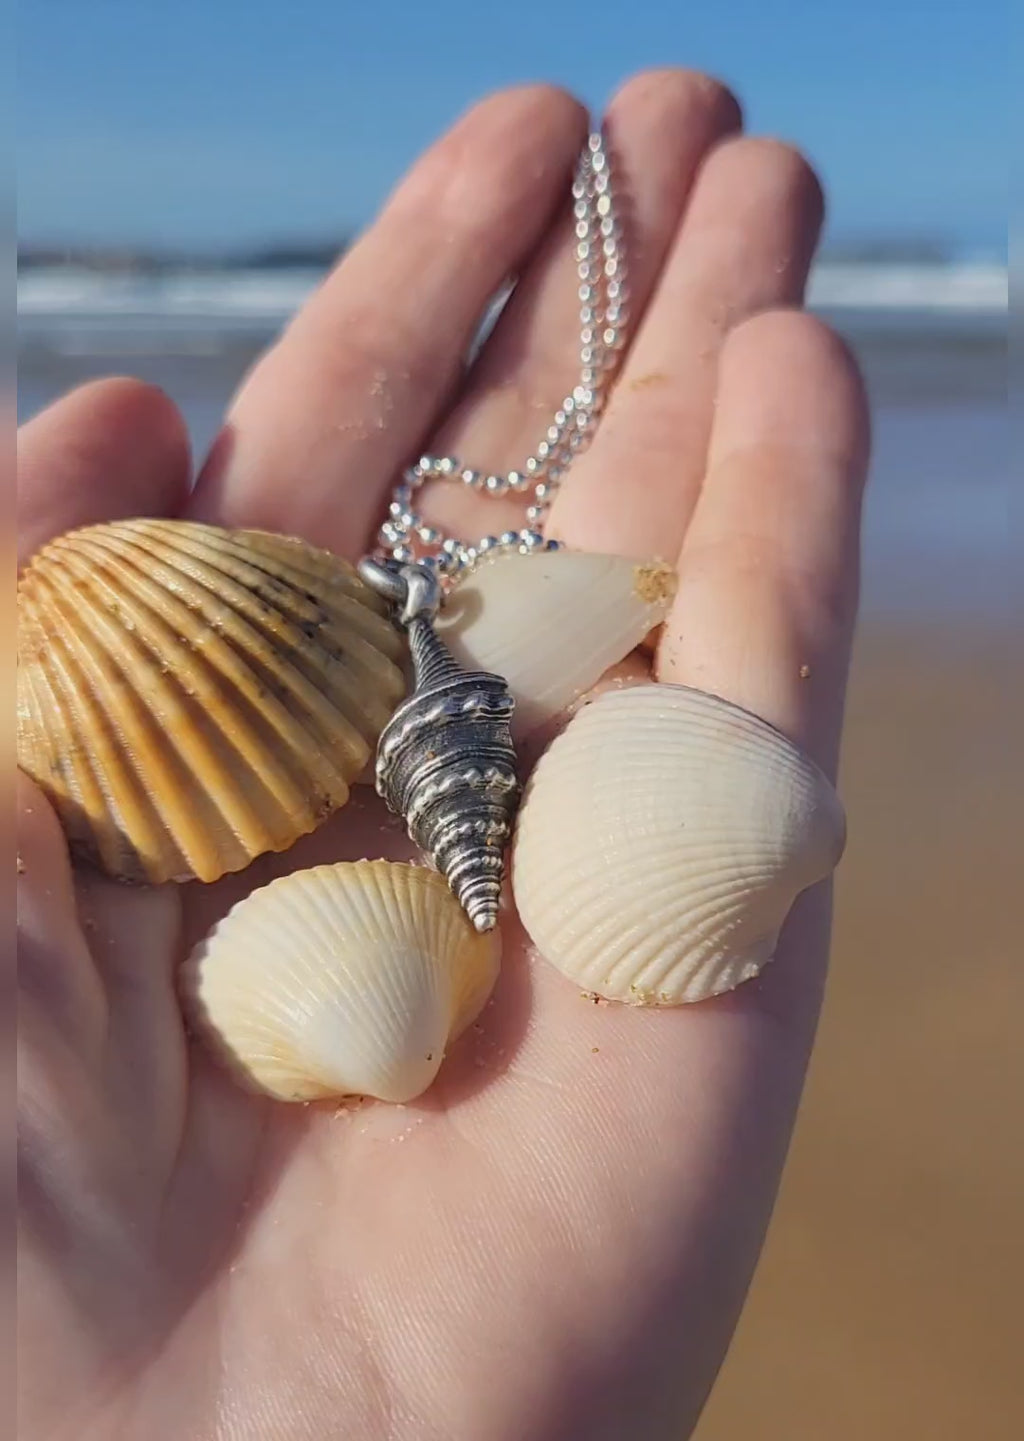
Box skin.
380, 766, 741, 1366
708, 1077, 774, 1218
17, 72, 870, 1441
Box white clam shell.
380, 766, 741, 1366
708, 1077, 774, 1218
512, 683, 846, 1004
437, 550, 677, 739
183, 860, 500, 1103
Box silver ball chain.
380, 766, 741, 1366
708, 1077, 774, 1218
375, 129, 628, 584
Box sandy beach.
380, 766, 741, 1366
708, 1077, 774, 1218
696, 620, 1021, 1441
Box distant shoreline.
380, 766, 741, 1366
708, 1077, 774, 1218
17, 259, 1009, 326
19, 234, 1007, 275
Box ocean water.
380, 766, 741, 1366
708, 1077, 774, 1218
17, 262, 1010, 626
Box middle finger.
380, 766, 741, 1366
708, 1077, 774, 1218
412, 68, 743, 549
546, 135, 825, 561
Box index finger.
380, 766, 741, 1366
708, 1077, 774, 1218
186, 86, 588, 558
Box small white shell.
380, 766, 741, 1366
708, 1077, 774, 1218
183, 860, 500, 1103
512, 683, 846, 1004
437, 550, 677, 738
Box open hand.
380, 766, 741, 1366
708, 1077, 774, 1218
18, 71, 869, 1441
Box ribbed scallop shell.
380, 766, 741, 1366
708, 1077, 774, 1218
437, 550, 678, 739
512, 683, 846, 1004
182, 860, 500, 1103
17, 519, 406, 884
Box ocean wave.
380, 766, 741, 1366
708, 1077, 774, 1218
18, 261, 1008, 327
806, 262, 1007, 313
17, 268, 323, 322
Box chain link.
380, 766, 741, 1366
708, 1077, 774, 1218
374, 129, 628, 584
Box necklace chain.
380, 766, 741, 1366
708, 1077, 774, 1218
375, 130, 627, 583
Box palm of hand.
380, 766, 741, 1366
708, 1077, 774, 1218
18, 74, 868, 1441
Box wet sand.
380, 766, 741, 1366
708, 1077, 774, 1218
695, 620, 1022, 1441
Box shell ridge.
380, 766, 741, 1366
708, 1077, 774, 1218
238, 883, 367, 1045
614, 895, 758, 996
222, 528, 404, 645
380, 687, 514, 759
184, 861, 498, 1102
18, 521, 409, 885
61, 541, 331, 821
275, 872, 353, 1023
28, 575, 202, 879
133, 525, 407, 715
343, 864, 425, 1073
16, 521, 409, 876
79, 530, 375, 775
511, 681, 845, 1005
118, 520, 358, 611
521, 847, 805, 991
94, 527, 379, 749
579, 682, 832, 783
302, 867, 398, 1076
171, 527, 345, 618
44, 547, 309, 870
524, 882, 752, 996
687, 924, 775, 1000
19, 592, 151, 876
71, 532, 385, 833
17, 597, 72, 788
310, 867, 393, 1025
343, 866, 410, 1042
524, 838, 797, 888
348, 863, 447, 1088
214, 868, 369, 1090
375, 640, 520, 928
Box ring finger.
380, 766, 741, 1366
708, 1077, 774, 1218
545, 135, 826, 562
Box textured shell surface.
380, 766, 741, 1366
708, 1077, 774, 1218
374, 614, 519, 933
436, 550, 678, 739
17, 518, 406, 885
512, 683, 847, 1005
182, 860, 500, 1103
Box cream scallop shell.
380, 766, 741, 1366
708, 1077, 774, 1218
182, 860, 500, 1103
17, 518, 406, 884
512, 683, 846, 1004
437, 550, 677, 739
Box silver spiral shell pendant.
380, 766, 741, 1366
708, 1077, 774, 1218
358, 557, 520, 932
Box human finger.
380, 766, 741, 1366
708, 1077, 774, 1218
451, 313, 869, 1437
546, 138, 825, 561
187, 86, 588, 557
659, 307, 870, 776
414, 68, 743, 548
18, 379, 191, 566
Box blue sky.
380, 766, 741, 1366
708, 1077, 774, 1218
18, 0, 1006, 255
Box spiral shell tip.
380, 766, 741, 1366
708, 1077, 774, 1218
470, 903, 499, 934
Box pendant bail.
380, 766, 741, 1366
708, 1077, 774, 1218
358, 555, 442, 627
